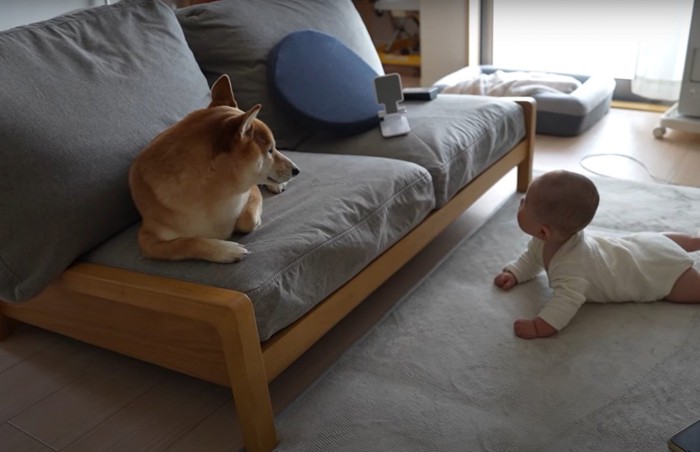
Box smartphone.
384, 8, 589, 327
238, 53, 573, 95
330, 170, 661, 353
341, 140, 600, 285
669, 419, 700, 452
402, 87, 438, 101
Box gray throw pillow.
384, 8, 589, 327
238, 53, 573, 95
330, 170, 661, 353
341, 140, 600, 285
176, 0, 384, 149
0, 0, 211, 302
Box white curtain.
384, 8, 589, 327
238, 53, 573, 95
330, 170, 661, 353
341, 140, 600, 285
631, 0, 693, 101
491, 1, 691, 82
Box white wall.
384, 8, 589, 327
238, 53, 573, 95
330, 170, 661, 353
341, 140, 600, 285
420, 0, 477, 85
0, 0, 103, 31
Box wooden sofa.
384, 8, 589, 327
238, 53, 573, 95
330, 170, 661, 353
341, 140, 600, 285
0, 98, 534, 451
0, 1, 535, 450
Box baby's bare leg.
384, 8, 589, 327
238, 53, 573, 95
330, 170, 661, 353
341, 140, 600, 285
665, 268, 700, 303
664, 232, 700, 252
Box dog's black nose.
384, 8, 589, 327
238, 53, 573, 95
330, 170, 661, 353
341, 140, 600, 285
292, 167, 300, 177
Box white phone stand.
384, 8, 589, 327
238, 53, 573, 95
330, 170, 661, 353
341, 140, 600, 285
375, 73, 411, 138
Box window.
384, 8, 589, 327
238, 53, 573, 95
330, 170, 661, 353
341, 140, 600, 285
483, 0, 693, 100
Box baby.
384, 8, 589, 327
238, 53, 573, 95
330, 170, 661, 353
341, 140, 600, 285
494, 170, 700, 339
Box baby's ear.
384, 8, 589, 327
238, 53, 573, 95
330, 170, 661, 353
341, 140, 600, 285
539, 225, 552, 240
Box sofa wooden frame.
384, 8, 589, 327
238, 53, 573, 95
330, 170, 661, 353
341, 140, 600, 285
0, 99, 535, 452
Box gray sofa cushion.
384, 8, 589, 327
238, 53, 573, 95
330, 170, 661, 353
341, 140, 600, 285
0, 0, 211, 302
83, 152, 435, 341
296, 95, 526, 207
176, 0, 384, 149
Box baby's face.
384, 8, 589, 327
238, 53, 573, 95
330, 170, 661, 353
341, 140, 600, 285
517, 181, 542, 237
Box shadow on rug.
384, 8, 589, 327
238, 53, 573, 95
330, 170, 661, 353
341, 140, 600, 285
275, 176, 700, 452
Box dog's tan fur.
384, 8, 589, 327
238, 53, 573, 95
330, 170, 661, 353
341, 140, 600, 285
129, 75, 299, 263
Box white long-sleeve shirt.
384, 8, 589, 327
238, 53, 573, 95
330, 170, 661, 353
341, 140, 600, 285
504, 231, 694, 330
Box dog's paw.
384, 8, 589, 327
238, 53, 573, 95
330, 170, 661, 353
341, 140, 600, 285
235, 215, 261, 233
212, 241, 249, 263
265, 181, 288, 194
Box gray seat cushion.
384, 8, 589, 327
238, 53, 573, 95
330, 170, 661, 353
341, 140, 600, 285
0, 0, 211, 302
83, 152, 435, 341
175, 0, 384, 149
294, 95, 526, 207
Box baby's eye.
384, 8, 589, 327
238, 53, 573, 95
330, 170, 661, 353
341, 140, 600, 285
519, 197, 525, 207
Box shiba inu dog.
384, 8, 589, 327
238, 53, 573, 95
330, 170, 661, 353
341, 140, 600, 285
128, 75, 299, 263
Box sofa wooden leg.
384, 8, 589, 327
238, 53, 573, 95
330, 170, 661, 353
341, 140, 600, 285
513, 97, 536, 193
0, 314, 11, 340
218, 308, 278, 452
517, 159, 533, 193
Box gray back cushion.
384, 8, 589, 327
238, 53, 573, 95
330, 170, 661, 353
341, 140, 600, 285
0, 0, 211, 302
176, 0, 383, 149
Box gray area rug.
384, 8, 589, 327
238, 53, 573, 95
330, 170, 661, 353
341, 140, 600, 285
274, 176, 700, 452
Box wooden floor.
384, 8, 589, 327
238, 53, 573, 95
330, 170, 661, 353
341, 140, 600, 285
1, 107, 699, 452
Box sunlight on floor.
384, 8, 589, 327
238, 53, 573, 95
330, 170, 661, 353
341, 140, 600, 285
577, 153, 672, 185
535, 107, 700, 189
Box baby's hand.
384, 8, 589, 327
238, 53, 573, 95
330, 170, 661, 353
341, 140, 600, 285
514, 317, 557, 339
494, 271, 517, 291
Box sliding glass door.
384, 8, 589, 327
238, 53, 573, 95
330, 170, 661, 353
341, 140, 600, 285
481, 0, 693, 101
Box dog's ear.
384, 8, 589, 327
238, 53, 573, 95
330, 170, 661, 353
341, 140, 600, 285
236, 105, 261, 140
216, 105, 262, 153
209, 75, 238, 108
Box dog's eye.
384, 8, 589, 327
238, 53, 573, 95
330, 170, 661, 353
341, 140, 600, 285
268, 148, 273, 155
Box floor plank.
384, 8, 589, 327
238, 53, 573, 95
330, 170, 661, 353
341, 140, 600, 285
0, 324, 60, 374
0, 423, 53, 452
62, 373, 229, 452
0, 335, 105, 424
9, 351, 165, 450
165, 402, 239, 452
534, 108, 700, 188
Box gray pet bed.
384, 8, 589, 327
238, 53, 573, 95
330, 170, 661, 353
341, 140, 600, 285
434, 65, 616, 136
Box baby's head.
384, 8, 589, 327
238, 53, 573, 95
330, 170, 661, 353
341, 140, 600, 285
519, 170, 599, 240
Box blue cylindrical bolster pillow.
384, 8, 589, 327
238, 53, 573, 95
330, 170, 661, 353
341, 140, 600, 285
268, 30, 381, 136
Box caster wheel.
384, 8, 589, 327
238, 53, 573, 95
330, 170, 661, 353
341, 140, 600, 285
653, 126, 666, 139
